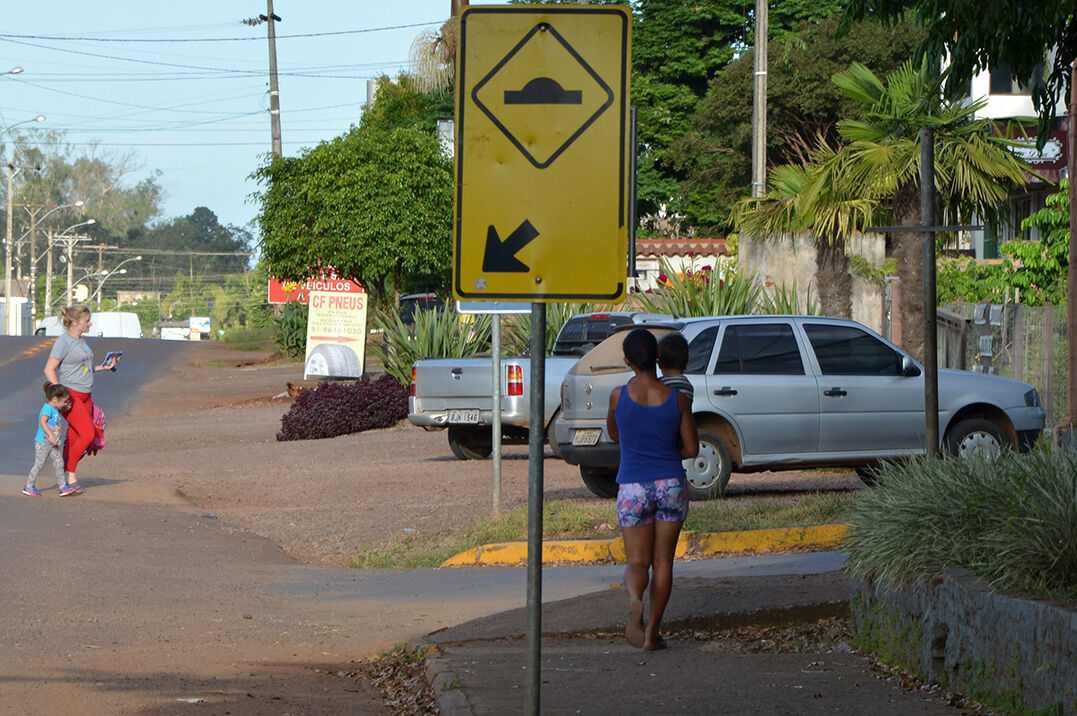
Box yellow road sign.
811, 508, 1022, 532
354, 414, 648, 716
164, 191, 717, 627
454, 5, 631, 302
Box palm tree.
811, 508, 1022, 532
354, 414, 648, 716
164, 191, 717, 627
736, 143, 876, 319
737, 59, 1031, 359
408, 1, 467, 93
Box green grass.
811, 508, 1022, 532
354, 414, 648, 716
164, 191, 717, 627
685, 492, 853, 532
845, 450, 1077, 599
347, 492, 855, 569
219, 326, 276, 351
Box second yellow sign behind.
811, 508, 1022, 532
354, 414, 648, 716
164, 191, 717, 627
454, 5, 631, 302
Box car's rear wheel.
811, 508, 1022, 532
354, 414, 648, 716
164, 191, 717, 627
945, 418, 1007, 459
684, 429, 732, 501
447, 426, 492, 460
580, 465, 618, 498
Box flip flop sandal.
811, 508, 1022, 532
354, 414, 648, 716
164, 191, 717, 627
625, 600, 645, 648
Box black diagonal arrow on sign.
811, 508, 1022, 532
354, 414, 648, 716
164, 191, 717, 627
482, 220, 539, 273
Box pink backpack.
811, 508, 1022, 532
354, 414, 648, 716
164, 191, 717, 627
87, 404, 106, 455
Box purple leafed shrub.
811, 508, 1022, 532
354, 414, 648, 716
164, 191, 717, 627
277, 374, 409, 441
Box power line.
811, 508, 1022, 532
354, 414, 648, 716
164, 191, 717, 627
0, 21, 442, 43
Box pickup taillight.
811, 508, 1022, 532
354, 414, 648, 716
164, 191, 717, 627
410, 366, 417, 397
506, 364, 523, 396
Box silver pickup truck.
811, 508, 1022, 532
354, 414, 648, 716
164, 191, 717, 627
408, 312, 671, 460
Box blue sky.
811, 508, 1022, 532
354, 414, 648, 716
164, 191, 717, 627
0, 1, 505, 232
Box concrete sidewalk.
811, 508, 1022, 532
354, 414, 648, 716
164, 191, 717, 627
422, 568, 963, 715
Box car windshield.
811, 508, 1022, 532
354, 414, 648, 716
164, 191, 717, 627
552, 315, 635, 356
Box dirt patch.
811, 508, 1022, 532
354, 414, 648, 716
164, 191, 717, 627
87, 342, 861, 567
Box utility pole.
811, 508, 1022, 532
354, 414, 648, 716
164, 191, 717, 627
23, 204, 43, 318
5, 164, 13, 335
244, 3, 283, 158
94, 243, 118, 276
266, 0, 282, 157
67, 233, 74, 307
750, 0, 768, 198
45, 229, 53, 316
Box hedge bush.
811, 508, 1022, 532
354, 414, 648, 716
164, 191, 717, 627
277, 374, 408, 441
844, 449, 1077, 599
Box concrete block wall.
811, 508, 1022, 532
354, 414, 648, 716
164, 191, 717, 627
852, 570, 1077, 715
739, 233, 885, 333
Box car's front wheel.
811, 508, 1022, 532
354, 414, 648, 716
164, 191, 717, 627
945, 418, 1007, 459
447, 426, 492, 460
684, 429, 732, 501
580, 465, 618, 498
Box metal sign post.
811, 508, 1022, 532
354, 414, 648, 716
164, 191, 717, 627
457, 300, 530, 516
492, 313, 503, 514
525, 302, 545, 715
868, 125, 980, 456
454, 8, 630, 712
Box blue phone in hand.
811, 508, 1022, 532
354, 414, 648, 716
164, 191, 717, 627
101, 351, 123, 371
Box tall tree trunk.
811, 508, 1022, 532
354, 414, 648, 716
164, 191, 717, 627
893, 182, 923, 360
815, 235, 851, 318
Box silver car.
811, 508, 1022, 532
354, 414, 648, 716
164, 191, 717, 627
555, 316, 1046, 500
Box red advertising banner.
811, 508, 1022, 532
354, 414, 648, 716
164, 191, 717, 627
267, 275, 364, 304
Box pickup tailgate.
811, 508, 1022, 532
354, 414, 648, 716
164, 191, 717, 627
410, 358, 529, 427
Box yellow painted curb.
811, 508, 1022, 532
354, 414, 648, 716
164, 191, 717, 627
439, 524, 849, 567
688, 524, 849, 554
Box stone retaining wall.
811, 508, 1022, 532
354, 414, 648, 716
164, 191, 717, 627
851, 569, 1076, 715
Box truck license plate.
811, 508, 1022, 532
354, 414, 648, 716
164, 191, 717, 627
448, 409, 480, 424
572, 429, 602, 446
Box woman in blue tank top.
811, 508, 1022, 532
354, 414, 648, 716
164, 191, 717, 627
607, 328, 698, 650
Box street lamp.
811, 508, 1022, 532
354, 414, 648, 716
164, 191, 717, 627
17, 200, 85, 322
46, 218, 95, 314
92, 255, 141, 308
3, 113, 46, 334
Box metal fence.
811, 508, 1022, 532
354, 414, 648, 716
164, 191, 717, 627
942, 301, 1068, 428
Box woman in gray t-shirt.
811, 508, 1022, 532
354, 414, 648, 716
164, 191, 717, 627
44, 305, 119, 493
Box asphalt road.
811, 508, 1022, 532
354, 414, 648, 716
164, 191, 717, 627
0, 335, 187, 474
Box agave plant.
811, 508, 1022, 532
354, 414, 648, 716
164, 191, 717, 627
758, 279, 820, 315
369, 304, 491, 387
635, 257, 760, 317
501, 302, 616, 356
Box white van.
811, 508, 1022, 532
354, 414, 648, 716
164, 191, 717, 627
36, 311, 142, 338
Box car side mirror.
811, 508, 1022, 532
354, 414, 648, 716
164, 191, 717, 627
901, 356, 921, 377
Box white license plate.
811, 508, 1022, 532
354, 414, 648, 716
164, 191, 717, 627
448, 409, 480, 424
572, 429, 602, 446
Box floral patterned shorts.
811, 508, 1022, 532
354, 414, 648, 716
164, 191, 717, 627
616, 477, 688, 527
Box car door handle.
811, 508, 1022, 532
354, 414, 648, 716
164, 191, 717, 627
823, 387, 847, 397
712, 387, 738, 397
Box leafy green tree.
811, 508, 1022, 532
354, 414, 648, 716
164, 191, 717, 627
138, 207, 251, 275
254, 82, 453, 307
673, 14, 924, 233
632, 0, 842, 227
840, 0, 1077, 133
1001, 179, 1071, 305
360, 75, 452, 134
8, 130, 164, 239
737, 60, 1031, 358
